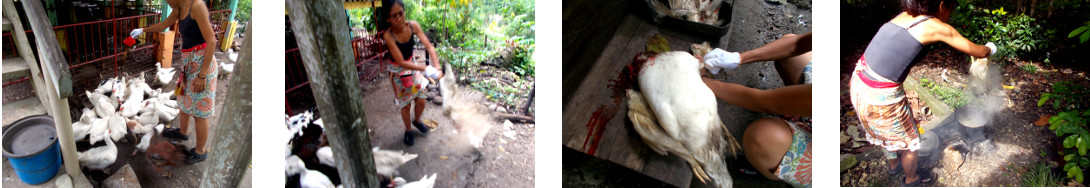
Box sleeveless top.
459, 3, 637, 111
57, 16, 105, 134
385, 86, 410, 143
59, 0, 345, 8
861, 16, 932, 83
179, 0, 206, 49
395, 32, 417, 61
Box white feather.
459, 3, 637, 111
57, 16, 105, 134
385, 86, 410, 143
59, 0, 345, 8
107, 115, 128, 142
373, 147, 419, 178
393, 173, 437, 188
316, 146, 334, 167
77, 132, 117, 170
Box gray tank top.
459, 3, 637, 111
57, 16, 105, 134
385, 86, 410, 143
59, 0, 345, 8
862, 16, 932, 83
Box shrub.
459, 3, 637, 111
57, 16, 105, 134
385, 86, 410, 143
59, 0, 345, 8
952, 6, 1053, 59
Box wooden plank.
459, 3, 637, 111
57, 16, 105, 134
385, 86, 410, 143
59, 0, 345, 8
2, 57, 30, 80
563, 13, 716, 188
2, 0, 49, 109
286, 1, 380, 187
561, 0, 630, 107
20, 0, 72, 98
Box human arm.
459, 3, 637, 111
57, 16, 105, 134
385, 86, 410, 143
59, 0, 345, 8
701, 77, 812, 117
704, 32, 812, 74
932, 23, 992, 58
412, 21, 442, 78
141, 10, 179, 33
738, 32, 813, 64
190, 1, 217, 92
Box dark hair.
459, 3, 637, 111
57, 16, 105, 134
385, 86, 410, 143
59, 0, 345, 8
377, 0, 406, 31
902, 0, 956, 16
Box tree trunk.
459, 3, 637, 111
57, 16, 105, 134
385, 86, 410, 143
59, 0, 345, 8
1031, 0, 1037, 16
286, 0, 380, 187
522, 84, 534, 116
199, 18, 253, 188
1048, 0, 1054, 18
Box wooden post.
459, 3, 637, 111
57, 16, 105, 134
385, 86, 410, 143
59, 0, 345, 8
523, 84, 534, 116
199, 21, 253, 188
19, 0, 79, 176
159, 31, 176, 67
22, 0, 72, 99
286, 0, 380, 187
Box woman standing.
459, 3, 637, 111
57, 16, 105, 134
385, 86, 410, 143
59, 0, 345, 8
849, 0, 995, 186
381, 0, 443, 146
130, 0, 218, 164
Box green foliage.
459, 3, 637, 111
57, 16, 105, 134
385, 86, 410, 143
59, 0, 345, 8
1069, 21, 1090, 44
1023, 162, 1061, 187
1039, 82, 1090, 111
1040, 81, 1090, 183
400, 0, 535, 75
952, 6, 1053, 59
919, 78, 971, 108
1022, 64, 1039, 74
348, 8, 376, 32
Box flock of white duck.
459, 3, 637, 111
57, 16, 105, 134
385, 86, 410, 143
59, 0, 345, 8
285, 112, 436, 188
70, 62, 180, 171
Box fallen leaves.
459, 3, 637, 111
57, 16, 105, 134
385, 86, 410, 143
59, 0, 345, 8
1034, 115, 1051, 127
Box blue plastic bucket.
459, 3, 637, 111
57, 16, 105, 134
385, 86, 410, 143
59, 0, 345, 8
2, 115, 61, 185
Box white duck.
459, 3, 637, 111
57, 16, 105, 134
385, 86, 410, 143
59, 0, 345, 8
72, 108, 97, 141
438, 63, 491, 148
156, 62, 176, 85
95, 77, 116, 93
107, 115, 128, 142
316, 146, 334, 167
154, 102, 179, 123
626, 52, 741, 187
111, 77, 127, 102
220, 61, 235, 78
87, 91, 117, 118
88, 118, 110, 145
373, 147, 419, 178
133, 124, 165, 156
77, 130, 117, 170
286, 155, 334, 188
392, 173, 437, 188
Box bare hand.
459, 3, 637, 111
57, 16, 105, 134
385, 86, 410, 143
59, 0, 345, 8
191, 77, 206, 93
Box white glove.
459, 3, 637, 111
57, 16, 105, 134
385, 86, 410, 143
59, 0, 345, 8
129, 28, 143, 38
423, 66, 440, 79
985, 42, 997, 57
417, 75, 430, 87
702, 48, 741, 75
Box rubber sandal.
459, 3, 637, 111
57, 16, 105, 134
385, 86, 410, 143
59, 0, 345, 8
412, 121, 430, 134
903, 174, 933, 187
888, 163, 903, 175
162, 128, 189, 141
403, 131, 414, 146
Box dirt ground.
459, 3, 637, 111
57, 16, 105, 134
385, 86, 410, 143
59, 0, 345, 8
562, 0, 812, 187
1, 52, 251, 188
355, 75, 536, 188
838, 38, 1090, 187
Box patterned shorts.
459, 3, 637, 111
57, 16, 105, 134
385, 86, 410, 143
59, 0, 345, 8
179, 49, 218, 118
774, 118, 812, 188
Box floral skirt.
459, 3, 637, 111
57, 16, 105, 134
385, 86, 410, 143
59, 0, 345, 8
774, 118, 812, 188
849, 59, 920, 154
390, 69, 426, 108
179, 48, 218, 118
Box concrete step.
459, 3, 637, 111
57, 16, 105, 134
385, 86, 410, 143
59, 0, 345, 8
2, 57, 31, 80
2, 96, 46, 127
2, 16, 11, 32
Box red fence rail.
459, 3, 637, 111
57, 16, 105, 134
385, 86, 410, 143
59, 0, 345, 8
285, 30, 389, 114
1, 8, 233, 118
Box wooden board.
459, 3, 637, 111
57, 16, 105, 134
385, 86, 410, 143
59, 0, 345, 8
562, 13, 729, 188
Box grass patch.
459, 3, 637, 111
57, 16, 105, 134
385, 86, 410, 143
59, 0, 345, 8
920, 78, 971, 108
1022, 64, 1039, 74
1022, 162, 1061, 187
